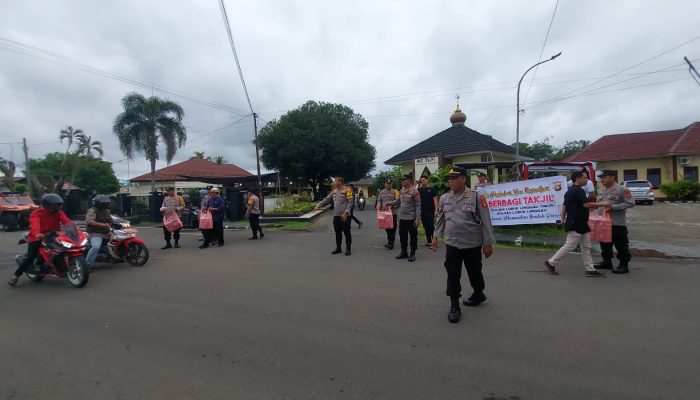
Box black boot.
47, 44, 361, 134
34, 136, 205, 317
161, 241, 172, 250
448, 297, 461, 323
387, 242, 394, 250
407, 252, 416, 262
612, 261, 629, 274
332, 246, 342, 254
395, 251, 408, 259
463, 292, 487, 307
345, 244, 351, 256
594, 258, 614, 269
174, 240, 180, 248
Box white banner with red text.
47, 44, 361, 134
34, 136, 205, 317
475, 176, 568, 226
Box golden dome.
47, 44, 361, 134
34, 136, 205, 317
450, 105, 466, 125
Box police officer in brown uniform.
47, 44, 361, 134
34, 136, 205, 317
594, 170, 635, 274
387, 173, 421, 262
432, 166, 495, 323
375, 178, 399, 249
314, 177, 354, 255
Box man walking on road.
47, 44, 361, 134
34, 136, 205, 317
417, 175, 438, 246
314, 177, 354, 255
387, 173, 421, 262
594, 170, 634, 274
432, 166, 495, 323
545, 170, 609, 277
376, 178, 399, 250
200, 187, 225, 248
246, 189, 264, 240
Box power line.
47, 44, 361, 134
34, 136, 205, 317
0, 37, 248, 116
533, 34, 700, 106
217, 0, 254, 115
522, 0, 560, 105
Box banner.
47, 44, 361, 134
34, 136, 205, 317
476, 176, 567, 226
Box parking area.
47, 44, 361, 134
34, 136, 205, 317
626, 202, 700, 258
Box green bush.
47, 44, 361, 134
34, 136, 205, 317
659, 180, 700, 201
266, 195, 316, 215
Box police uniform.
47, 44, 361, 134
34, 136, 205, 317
386, 174, 422, 261
246, 193, 264, 240
316, 180, 354, 255
375, 181, 399, 249
161, 190, 185, 248
434, 166, 495, 322
595, 171, 634, 273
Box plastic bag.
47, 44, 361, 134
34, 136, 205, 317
588, 210, 612, 243
163, 212, 183, 233
377, 209, 394, 230
199, 209, 213, 230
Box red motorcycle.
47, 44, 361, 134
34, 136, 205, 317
90, 216, 149, 267
15, 222, 90, 288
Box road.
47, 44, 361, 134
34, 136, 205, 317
0, 210, 698, 400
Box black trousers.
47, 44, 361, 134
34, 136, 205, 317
14, 240, 42, 277
204, 220, 225, 246
163, 226, 181, 243
444, 245, 484, 298
398, 219, 418, 254
385, 214, 397, 243
249, 214, 263, 237
421, 214, 435, 243
600, 225, 631, 263
333, 216, 352, 247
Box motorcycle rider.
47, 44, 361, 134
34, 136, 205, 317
357, 190, 366, 209
8, 193, 72, 287
85, 195, 113, 270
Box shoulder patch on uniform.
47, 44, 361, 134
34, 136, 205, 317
624, 188, 632, 199
480, 194, 488, 208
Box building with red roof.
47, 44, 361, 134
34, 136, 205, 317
566, 122, 700, 192
128, 158, 253, 196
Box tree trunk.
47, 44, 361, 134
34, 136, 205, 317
150, 158, 157, 193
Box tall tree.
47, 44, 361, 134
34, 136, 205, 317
27, 153, 119, 196
112, 92, 187, 192
213, 155, 226, 165
190, 151, 206, 159
58, 125, 83, 189
553, 139, 591, 160
0, 157, 16, 191
258, 101, 376, 199
75, 134, 104, 158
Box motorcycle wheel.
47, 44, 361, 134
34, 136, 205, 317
126, 242, 149, 267
67, 256, 89, 288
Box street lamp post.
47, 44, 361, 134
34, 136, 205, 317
515, 52, 562, 179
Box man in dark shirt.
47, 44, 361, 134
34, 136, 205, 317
417, 175, 438, 246
200, 187, 225, 248
544, 170, 609, 277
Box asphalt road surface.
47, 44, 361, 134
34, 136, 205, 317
1, 211, 698, 400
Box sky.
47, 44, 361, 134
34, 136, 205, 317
1, 0, 699, 181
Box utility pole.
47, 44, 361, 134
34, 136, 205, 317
253, 113, 264, 211
22, 138, 32, 198
685, 57, 700, 87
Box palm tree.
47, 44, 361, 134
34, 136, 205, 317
190, 151, 206, 159
75, 134, 104, 158
113, 92, 187, 192
58, 125, 83, 184
213, 155, 226, 165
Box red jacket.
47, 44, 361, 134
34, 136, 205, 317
27, 208, 72, 242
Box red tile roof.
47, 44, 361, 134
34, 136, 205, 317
566, 122, 700, 162
130, 158, 253, 182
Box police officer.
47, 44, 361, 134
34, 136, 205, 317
245, 189, 264, 240
314, 177, 354, 255
387, 173, 421, 262
432, 166, 495, 323
376, 178, 399, 249
594, 170, 635, 274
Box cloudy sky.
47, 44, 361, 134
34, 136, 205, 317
1, 0, 699, 180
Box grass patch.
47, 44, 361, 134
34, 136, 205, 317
270, 220, 313, 231
266, 201, 316, 215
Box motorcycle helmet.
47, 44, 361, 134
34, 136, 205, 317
41, 193, 64, 213
93, 194, 111, 210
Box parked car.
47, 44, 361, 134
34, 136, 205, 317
1, 193, 39, 231
622, 180, 655, 204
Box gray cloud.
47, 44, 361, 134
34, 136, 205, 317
1, 0, 699, 181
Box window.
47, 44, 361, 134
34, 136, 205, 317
623, 169, 637, 181
684, 166, 699, 182
647, 168, 661, 188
